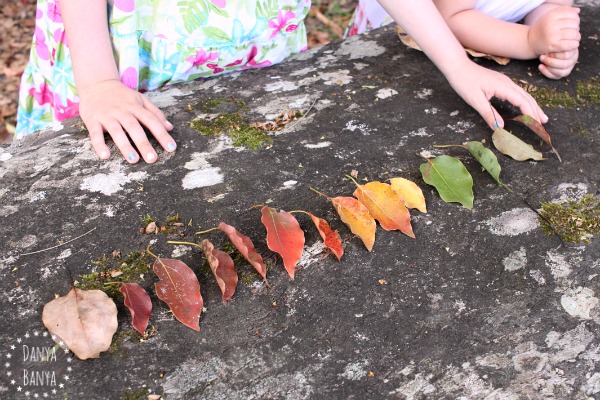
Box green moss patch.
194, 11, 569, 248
190, 113, 272, 149
517, 78, 600, 109
539, 194, 600, 243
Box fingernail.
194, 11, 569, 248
100, 151, 109, 159
493, 121, 501, 128
166, 120, 174, 129
167, 142, 176, 151
128, 152, 136, 162
147, 152, 156, 162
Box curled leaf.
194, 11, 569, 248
352, 180, 414, 238
200, 239, 238, 303
389, 177, 427, 213
153, 257, 203, 331
331, 196, 376, 251
492, 127, 545, 161
42, 288, 118, 360
260, 206, 305, 280
218, 222, 267, 283
308, 213, 344, 261
120, 283, 152, 335
511, 114, 561, 161
420, 155, 474, 209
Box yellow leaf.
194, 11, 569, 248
390, 177, 427, 213
331, 196, 376, 251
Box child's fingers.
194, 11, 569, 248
118, 115, 159, 164
87, 121, 111, 160
487, 81, 547, 127
142, 96, 174, 131
103, 120, 140, 164
134, 107, 177, 154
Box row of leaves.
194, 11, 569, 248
41, 115, 557, 360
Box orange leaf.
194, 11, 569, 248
217, 222, 268, 283
353, 181, 415, 238
153, 257, 203, 331
308, 213, 343, 261
200, 239, 238, 303
260, 206, 305, 279
331, 196, 376, 251
120, 283, 152, 335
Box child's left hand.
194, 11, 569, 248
539, 49, 579, 79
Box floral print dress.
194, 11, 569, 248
16, 0, 310, 138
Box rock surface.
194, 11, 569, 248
1, 5, 599, 399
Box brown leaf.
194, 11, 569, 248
120, 283, 152, 335
200, 239, 238, 303
153, 257, 203, 331
511, 114, 561, 161
42, 288, 118, 360
217, 222, 268, 283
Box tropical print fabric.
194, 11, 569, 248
16, 0, 310, 137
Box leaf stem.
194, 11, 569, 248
167, 240, 203, 249
288, 210, 311, 216
145, 245, 158, 261
310, 187, 332, 200
195, 227, 219, 235
433, 144, 466, 149
344, 174, 360, 186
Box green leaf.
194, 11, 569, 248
420, 155, 474, 209
202, 26, 231, 43
492, 127, 545, 161
465, 141, 503, 185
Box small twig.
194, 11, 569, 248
20, 228, 97, 256
287, 98, 317, 130
521, 197, 566, 247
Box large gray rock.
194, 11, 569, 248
1, 6, 599, 399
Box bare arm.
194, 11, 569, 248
58, 0, 176, 163
375, 0, 547, 128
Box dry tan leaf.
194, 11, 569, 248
395, 25, 510, 65
492, 127, 545, 161
42, 288, 118, 360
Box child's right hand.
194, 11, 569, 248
77, 80, 176, 163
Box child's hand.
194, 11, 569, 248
528, 6, 580, 57
77, 80, 176, 163
446, 60, 548, 129
539, 48, 579, 79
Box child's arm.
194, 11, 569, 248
376, 0, 548, 129
58, 0, 176, 163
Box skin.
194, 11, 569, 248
433, 0, 581, 79
58, 0, 548, 163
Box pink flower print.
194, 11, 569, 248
286, 24, 298, 33
48, 1, 62, 23
268, 10, 295, 39
28, 82, 53, 106
53, 28, 67, 46
210, 0, 226, 8
53, 95, 79, 122
206, 64, 224, 74
243, 46, 271, 69
187, 49, 218, 67
225, 59, 242, 67
120, 67, 138, 89
34, 27, 50, 61
114, 0, 134, 12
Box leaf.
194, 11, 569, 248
42, 288, 118, 360
153, 257, 203, 331
120, 283, 152, 335
389, 177, 427, 213
260, 206, 305, 280
420, 155, 474, 209
217, 222, 267, 283
331, 196, 376, 251
307, 213, 344, 261
492, 127, 545, 161
200, 239, 238, 303
352, 181, 415, 238
464, 141, 504, 185
511, 114, 561, 161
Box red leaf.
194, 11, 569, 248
511, 114, 561, 161
153, 258, 203, 331
217, 222, 268, 283
308, 213, 343, 261
260, 206, 305, 279
120, 283, 152, 335
200, 239, 238, 303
